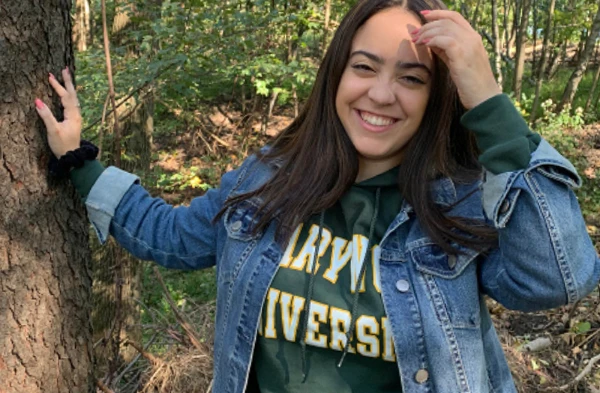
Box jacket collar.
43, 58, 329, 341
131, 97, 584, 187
430, 177, 458, 207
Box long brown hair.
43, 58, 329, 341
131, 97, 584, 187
220, 0, 497, 254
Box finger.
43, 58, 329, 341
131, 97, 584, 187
413, 25, 456, 44
48, 73, 68, 98
35, 99, 60, 134
62, 67, 76, 95
424, 35, 462, 63
60, 67, 81, 120
415, 19, 464, 37
421, 10, 472, 30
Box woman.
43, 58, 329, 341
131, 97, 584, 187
36, 0, 599, 392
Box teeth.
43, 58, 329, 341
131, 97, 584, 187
360, 111, 396, 126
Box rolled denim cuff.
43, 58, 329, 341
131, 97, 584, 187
85, 166, 140, 243
482, 139, 581, 227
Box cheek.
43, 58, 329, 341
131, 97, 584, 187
400, 89, 430, 118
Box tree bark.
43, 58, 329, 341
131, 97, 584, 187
547, 39, 567, 80
73, 0, 91, 52
559, 5, 600, 112
470, 0, 483, 29
584, 64, 600, 113
492, 0, 503, 88
531, 0, 538, 73
0, 1, 94, 392
322, 0, 331, 58
513, 0, 532, 98
530, 0, 557, 123
503, 0, 512, 58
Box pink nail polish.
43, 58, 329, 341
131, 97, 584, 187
410, 28, 420, 35
421, 10, 431, 15
49, 73, 55, 79
35, 99, 44, 109
422, 38, 431, 44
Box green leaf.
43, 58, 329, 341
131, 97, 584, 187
576, 321, 592, 334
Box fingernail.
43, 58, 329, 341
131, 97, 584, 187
35, 99, 44, 109
412, 36, 419, 42
420, 10, 431, 15
64, 67, 70, 75
422, 38, 431, 44
49, 73, 55, 79
410, 28, 420, 35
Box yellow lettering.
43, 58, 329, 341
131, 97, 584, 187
351, 235, 369, 293
305, 300, 328, 349
264, 288, 281, 339
356, 315, 380, 358
289, 224, 331, 273
372, 245, 381, 293
279, 292, 305, 342
329, 307, 355, 354
381, 317, 396, 362
323, 237, 352, 284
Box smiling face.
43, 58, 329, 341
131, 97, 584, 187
335, 6, 434, 181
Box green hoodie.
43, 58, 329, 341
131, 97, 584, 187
252, 167, 402, 392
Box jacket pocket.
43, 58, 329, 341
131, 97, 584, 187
409, 240, 482, 329
219, 198, 265, 284
224, 198, 265, 241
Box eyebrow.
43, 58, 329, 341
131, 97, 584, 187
349, 50, 432, 75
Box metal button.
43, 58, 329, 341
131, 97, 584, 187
500, 200, 510, 214
395, 279, 410, 293
448, 255, 457, 269
415, 369, 429, 384
231, 220, 243, 231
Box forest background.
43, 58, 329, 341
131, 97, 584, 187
2, 0, 600, 392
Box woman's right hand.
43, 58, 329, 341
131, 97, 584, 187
35, 67, 82, 158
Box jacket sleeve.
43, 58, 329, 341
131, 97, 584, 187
85, 156, 255, 270
478, 139, 600, 312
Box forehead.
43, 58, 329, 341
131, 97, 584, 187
352, 7, 433, 68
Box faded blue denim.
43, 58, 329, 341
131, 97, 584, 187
85, 139, 600, 393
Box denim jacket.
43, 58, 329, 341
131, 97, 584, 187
85, 139, 600, 393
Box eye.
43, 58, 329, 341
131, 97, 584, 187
351, 64, 375, 73
400, 75, 425, 85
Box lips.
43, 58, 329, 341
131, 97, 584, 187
356, 110, 399, 131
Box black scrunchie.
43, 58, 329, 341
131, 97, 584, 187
49, 140, 99, 178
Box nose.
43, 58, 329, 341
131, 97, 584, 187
368, 78, 396, 106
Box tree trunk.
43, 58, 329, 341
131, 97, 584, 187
530, 0, 557, 123
508, 0, 520, 58
531, 0, 538, 74
558, 5, 600, 112
513, 0, 532, 98
470, 0, 483, 29
584, 65, 600, 113
503, 0, 511, 58
492, 0, 503, 88
73, 0, 91, 52
0, 1, 94, 392
322, 0, 331, 58
547, 40, 567, 79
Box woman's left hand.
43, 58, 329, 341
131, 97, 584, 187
411, 10, 501, 110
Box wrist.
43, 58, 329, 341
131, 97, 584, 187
49, 140, 99, 178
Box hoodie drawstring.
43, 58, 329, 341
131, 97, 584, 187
299, 211, 326, 382
338, 187, 380, 368
298, 187, 382, 381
